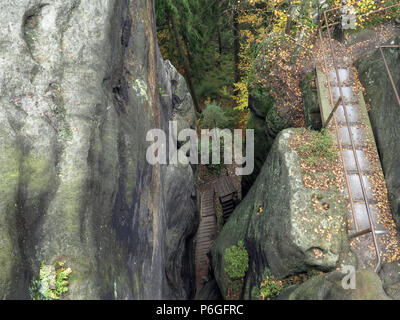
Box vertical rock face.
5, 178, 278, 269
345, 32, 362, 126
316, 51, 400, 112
0, 0, 198, 299
355, 36, 400, 228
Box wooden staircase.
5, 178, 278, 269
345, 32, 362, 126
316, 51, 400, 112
215, 176, 238, 223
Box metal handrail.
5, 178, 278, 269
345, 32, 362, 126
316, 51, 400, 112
320, 9, 383, 272
379, 45, 400, 108
318, 28, 360, 233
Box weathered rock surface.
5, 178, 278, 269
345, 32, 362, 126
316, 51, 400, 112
0, 0, 198, 299
211, 128, 349, 299
279, 269, 390, 300
195, 280, 223, 300
378, 261, 400, 300
355, 36, 400, 228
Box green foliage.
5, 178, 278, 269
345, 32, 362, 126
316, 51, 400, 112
197, 101, 240, 175
249, 84, 287, 132
298, 129, 337, 165
198, 101, 238, 130
30, 261, 72, 300
259, 269, 323, 300
249, 85, 275, 116
156, 0, 238, 106
259, 272, 283, 300
198, 135, 225, 176
224, 241, 249, 280
29, 279, 43, 301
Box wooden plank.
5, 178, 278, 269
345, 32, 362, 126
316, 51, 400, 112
201, 216, 216, 223
196, 230, 215, 237
196, 232, 214, 239
215, 176, 237, 198
201, 217, 216, 223
197, 235, 214, 242
197, 183, 218, 290
202, 210, 215, 216
197, 235, 215, 241
199, 224, 216, 231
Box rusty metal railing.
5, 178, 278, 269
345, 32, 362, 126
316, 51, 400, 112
379, 45, 400, 108
318, 29, 360, 234
318, 6, 395, 272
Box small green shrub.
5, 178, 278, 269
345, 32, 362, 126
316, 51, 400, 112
199, 101, 238, 130
259, 273, 283, 300
259, 269, 323, 300
30, 261, 72, 300
224, 241, 249, 280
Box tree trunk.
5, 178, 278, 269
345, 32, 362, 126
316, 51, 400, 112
233, 5, 240, 85
217, 24, 223, 55
285, 1, 293, 34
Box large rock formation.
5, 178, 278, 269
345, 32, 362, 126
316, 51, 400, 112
279, 269, 390, 300
0, 0, 198, 299
378, 261, 400, 300
355, 36, 400, 228
211, 129, 349, 299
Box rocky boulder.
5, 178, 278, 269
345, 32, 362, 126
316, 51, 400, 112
211, 128, 349, 299
279, 269, 390, 300
195, 280, 223, 300
0, 0, 198, 299
378, 261, 400, 300
355, 35, 400, 228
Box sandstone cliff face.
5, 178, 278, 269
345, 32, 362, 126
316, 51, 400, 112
0, 0, 198, 299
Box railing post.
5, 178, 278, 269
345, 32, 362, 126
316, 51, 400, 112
324, 97, 342, 127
